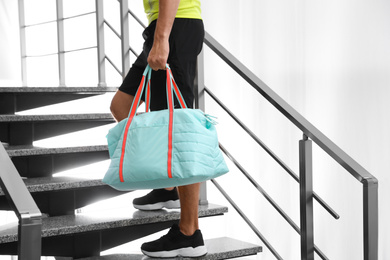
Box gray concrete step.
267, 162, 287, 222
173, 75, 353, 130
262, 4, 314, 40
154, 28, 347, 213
0, 204, 229, 258
5, 144, 109, 178
78, 237, 262, 260
0, 87, 117, 114
0, 113, 115, 145
0, 175, 127, 216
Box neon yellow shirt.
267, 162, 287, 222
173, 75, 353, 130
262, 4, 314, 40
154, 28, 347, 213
143, 0, 202, 24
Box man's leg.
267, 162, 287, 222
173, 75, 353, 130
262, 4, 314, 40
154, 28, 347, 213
177, 183, 200, 235
141, 182, 207, 258
110, 90, 135, 122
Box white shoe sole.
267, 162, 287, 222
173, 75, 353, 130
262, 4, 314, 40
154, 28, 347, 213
142, 245, 207, 258
133, 199, 180, 210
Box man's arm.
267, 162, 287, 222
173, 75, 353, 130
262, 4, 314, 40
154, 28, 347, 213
147, 0, 180, 71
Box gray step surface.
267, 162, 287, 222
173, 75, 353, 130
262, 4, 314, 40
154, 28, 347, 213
0, 176, 105, 196
5, 144, 108, 157
0, 113, 114, 122
78, 237, 262, 260
0, 87, 118, 114
0, 87, 118, 93
0, 203, 228, 244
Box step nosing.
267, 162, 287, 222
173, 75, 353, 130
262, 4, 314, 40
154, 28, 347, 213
0, 87, 118, 93
6, 145, 108, 157
0, 178, 105, 196
0, 113, 115, 122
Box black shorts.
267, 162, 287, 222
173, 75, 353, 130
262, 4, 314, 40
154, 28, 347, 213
119, 18, 204, 111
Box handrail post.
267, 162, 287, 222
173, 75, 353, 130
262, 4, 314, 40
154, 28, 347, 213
18, 0, 27, 87
299, 134, 314, 260
18, 213, 42, 260
56, 0, 66, 87
120, 0, 130, 78
363, 178, 378, 260
95, 0, 107, 87
0, 144, 42, 259
195, 48, 208, 205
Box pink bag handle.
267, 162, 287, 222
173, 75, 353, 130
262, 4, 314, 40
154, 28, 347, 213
119, 65, 186, 182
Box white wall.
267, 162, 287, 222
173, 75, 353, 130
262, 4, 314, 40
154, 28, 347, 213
1, 0, 389, 259
201, 1, 389, 260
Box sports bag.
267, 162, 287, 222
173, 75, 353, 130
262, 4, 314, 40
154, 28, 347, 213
103, 65, 228, 190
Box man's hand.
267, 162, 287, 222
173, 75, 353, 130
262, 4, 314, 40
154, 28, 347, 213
147, 0, 180, 71
147, 37, 169, 71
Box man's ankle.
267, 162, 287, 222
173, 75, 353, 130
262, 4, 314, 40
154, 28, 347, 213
179, 223, 198, 236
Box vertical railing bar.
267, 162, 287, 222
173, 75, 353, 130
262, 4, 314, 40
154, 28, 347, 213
211, 179, 284, 260
95, 0, 106, 87
56, 0, 66, 87
195, 49, 205, 111
299, 134, 314, 260
195, 49, 208, 205
18, 0, 27, 87
363, 179, 378, 260
120, 0, 130, 79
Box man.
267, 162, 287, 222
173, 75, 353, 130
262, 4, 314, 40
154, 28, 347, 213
109, 0, 206, 257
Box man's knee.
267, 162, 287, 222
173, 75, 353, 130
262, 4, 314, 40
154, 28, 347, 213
110, 90, 134, 122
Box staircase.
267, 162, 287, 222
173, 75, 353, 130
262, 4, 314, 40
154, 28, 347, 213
0, 87, 262, 259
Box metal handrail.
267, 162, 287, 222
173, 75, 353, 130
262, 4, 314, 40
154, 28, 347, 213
202, 32, 378, 259
204, 31, 376, 184
0, 143, 42, 260
206, 86, 339, 220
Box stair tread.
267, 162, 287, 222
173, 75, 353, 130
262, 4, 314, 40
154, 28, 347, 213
5, 144, 108, 157
0, 87, 118, 93
78, 237, 261, 260
0, 113, 114, 122
0, 176, 106, 196
0, 204, 228, 244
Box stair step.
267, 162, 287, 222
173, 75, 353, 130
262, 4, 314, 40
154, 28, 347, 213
0, 87, 117, 114
0, 113, 115, 145
6, 145, 109, 177
0, 203, 228, 257
0, 175, 128, 216
0, 113, 114, 122
5, 144, 108, 157
78, 237, 262, 260
0, 176, 105, 196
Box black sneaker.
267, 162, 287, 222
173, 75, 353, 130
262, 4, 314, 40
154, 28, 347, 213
141, 224, 207, 258
133, 188, 180, 211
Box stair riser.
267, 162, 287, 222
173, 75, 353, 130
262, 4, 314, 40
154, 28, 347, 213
0, 120, 114, 146
11, 151, 109, 178
0, 93, 102, 114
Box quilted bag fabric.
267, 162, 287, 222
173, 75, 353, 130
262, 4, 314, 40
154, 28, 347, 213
103, 65, 228, 190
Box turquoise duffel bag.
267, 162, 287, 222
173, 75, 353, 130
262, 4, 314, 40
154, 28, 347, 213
103, 65, 228, 190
